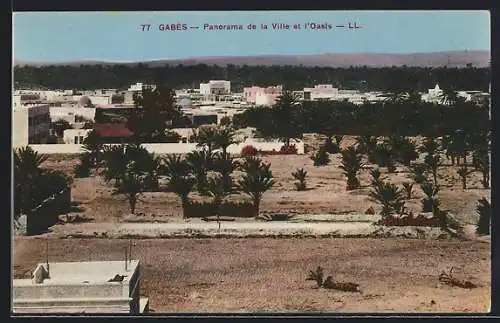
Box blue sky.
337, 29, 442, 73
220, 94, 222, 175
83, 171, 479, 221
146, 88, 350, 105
13, 11, 490, 62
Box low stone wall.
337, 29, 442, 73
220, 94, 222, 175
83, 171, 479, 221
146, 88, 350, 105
28, 140, 305, 155
183, 201, 256, 218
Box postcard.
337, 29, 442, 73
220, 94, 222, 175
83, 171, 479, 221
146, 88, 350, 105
12, 10, 491, 315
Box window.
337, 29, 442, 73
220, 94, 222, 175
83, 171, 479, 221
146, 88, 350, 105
74, 136, 79, 144
79, 136, 84, 143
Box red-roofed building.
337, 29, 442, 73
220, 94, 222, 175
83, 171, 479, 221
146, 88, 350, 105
93, 123, 134, 143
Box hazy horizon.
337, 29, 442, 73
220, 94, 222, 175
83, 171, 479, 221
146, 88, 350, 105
13, 49, 490, 65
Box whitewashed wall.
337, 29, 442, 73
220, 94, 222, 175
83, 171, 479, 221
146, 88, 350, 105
28, 140, 304, 155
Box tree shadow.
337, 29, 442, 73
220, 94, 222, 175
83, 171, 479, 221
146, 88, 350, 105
66, 201, 86, 213
296, 187, 315, 192
58, 214, 95, 224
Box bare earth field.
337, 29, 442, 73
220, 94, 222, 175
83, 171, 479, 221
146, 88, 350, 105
13, 237, 490, 313
39, 135, 491, 227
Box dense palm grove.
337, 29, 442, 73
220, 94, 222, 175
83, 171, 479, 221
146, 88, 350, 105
14, 65, 490, 92
233, 92, 489, 137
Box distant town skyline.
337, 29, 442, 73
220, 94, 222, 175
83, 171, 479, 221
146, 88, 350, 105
13, 11, 490, 62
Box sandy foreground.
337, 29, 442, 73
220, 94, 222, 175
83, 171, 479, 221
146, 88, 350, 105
13, 237, 490, 313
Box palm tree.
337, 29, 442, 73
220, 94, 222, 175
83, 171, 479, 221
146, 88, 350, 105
101, 145, 128, 186
237, 157, 275, 217
419, 136, 440, 156
439, 88, 460, 105
373, 143, 395, 172
162, 154, 196, 218
472, 146, 490, 189
161, 154, 191, 178
185, 149, 214, 194
383, 89, 408, 104
82, 129, 104, 168
213, 126, 239, 155
420, 181, 439, 213
441, 135, 457, 165
272, 91, 302, 146
167, 174, 196, 219
386, 136, 418, 167
101, 144, 155, 214
368, 181, 406, 218
212, 151, 240, 194
14, 146, 49, 215
424, 153, 441, 186
447, 130, 469, 165
206, 174, 233, 225
356, 135, 378, 159
191, 126, 219, 153
369, 166, 386, 187
111, 172, 145, 214
339, 146, 364, 190
410, 163, 427, 184
457, 165, 473, 190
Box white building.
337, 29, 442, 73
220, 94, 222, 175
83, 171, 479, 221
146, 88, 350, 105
199, 80, 231, 95
50, 107, 96, 124
13, 103, 51, 147
255, 92, 276, 106
87, 95, 112, 105
128, 82, 148, 92
63, 128, 92, 144
421, 84, 444, 103
303, 84, 339, 101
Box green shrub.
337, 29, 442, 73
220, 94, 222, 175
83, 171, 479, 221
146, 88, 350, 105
311, 146, 330, 166
292, 168, 308, 191
323, 137, 339, 154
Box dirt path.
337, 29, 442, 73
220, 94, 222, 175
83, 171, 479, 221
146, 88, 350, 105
40, 220, 468, 240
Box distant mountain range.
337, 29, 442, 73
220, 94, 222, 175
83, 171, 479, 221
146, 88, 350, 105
13, 51, 490, 68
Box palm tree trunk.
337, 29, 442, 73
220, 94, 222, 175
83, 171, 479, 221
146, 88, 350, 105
483, 171, 489, 189
252, 197, 260, 217
128, 195, 137, 214
181, 195, 189, 218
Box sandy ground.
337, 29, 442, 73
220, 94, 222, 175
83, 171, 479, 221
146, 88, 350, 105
13, 237, 491, 313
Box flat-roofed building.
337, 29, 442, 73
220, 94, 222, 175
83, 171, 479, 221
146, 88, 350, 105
13, 103, 51, 147
303, 84, 339, 101
200, 80, 231, 95
244, 85, 283, 105
12, 260, 149, 314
